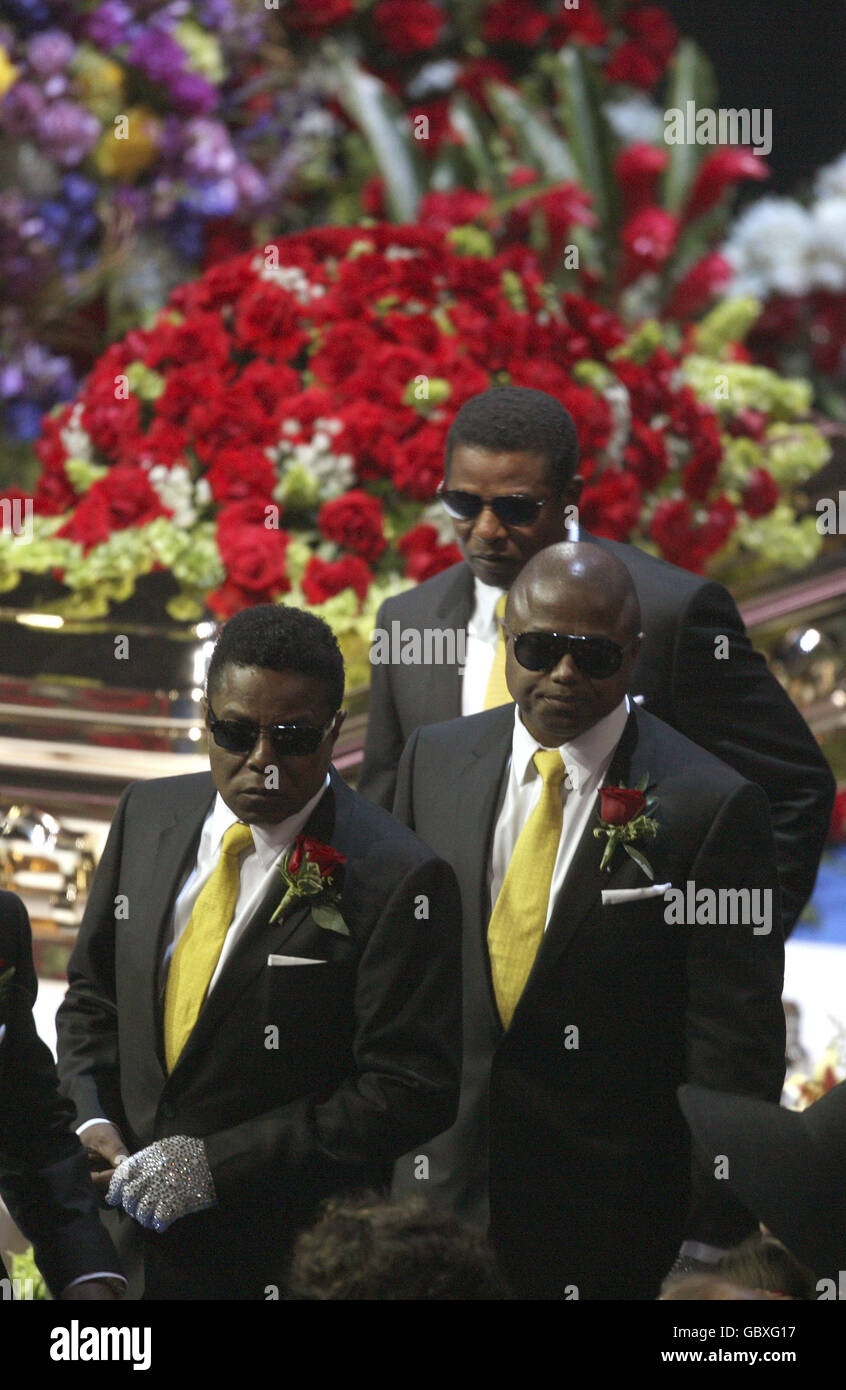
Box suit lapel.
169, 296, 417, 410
420, 563, 474, 723
454, 707, 514, 1031
167, 777, 342, 1074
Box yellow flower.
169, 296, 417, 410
174, 23, 224, 85
0, 46, 19, 98
72, 47, 126, 122
94, 106, 160, 180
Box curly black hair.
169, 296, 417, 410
444, 386, 579, 490
206, 603, 345, 711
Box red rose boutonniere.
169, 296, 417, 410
594, 774, 659, 878
269, 835, 349, 935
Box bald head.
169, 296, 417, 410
502, 542, 643, 747
506, 543, 641, 642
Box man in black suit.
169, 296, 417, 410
56, 604, 461, 1299
392, 542, 786, 1300
358, 386, 834, 935
0, 891, 123, 1299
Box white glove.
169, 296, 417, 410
106, 1135, 216, 1233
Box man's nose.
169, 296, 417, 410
248, 732, 279, 771
549, 651, 581, 682
472, 504, 508, 542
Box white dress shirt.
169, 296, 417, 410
77, 774, 329, 1140
489, 699, 630, 926
163, 774, 331, 993
461, 577, 507, 715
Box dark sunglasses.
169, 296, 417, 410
437, 484, 548, 527
509, 630, 635, 679
206, 699, 337, 758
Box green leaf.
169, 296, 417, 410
485, 80, 579, 182
449, 94, 503, 194
623, 844, 655, 881
334, 57, 423, 221
311, 905, 351, 937
636, 771, 650, 792
553, 46, 618, 235
661, 40, 718, 216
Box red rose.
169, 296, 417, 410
578, 470, 642, 542
622, 5, 678, 62
664, 252, 733, 320
549, 0, 608, 46
56, 467, 170, 550
683, 149, 769, 224
216, 505, 291, 593
604, 40, 662, 91
373, 0, 445, 54
624, 419, 669, 490
599, 786, 647, 825
483, 0, 549, 47
615, 143, 668, 218
318, 490, 387, 562
397, 524, 462, 582
139, 419, 190, 467
288, 835, 346, 878
419, 189, 493, 234
33, 469, 76, 516
206, 446, 277, 504
284, 0, 354, 34
743, 468, 779, 518
830, 788, 846, 844
233, 285, 307, 362
391, 423, 448, 500
302, 555, 373, 605
621, 207, 679, 284
144, 313, 232, 372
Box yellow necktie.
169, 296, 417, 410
488, 749, 566, 1028
483, 593, 511, 710
164, 821, 254, 1072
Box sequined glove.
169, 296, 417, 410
106, 1136, 216, 1233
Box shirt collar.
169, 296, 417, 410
511, 697, 630, 791
209, 774, 331, 871
469, 576, 507, 640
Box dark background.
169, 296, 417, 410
664, 0, 845, 191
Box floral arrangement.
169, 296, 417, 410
0, 223, 829, 675
721, 152, 846, 416
0, 0, 317, 457
284, 1, 769, 331
783, 1025, 846, 1112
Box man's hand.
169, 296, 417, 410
83, 1122, 130, 1192
60, 1280, 121, 1301
106, 1135, 216, 1233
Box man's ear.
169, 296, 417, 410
330, 708, 348, 747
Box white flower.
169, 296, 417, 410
148, 465, 197, 528
808, 198, 846, 292
405, 60, 461, 101
814, 152, 846, 200
60, 402, 92, 462
603, 95, 664, 147
721, 198, 815, 297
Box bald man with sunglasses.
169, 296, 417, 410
358, 387, 834, 939
55, 604, 461, 1300
391, 542, 786, 1301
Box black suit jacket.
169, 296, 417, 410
358, 545, 835, 934
0, 891, 122, 1296
55, 768, 462, 1299
391, 705, 786, 1300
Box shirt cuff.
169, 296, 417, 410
61, 1273, 127, 1296
680, 1240, 727, 1264
76, 1117, 113, 1137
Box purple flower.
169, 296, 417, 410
3, 399, 45, 440
186, 176, 239, 217
128, 29, 186, 85
233, 160, 268, 208
61, 174, 97, 210
169, 71, 219, 117
181, 118, 236, 177
35, 101, 100, 167
83, 1, 134, 48
0, 81, 45, 137
27, 29, 76, 76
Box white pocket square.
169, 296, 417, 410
0, 1023, 5, 1045
267, 954, 325, 966
601, 883, 671, 905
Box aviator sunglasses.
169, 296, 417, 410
508, 629, 637, 679
437, 483, 548, 528
206, 698, 337, 758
